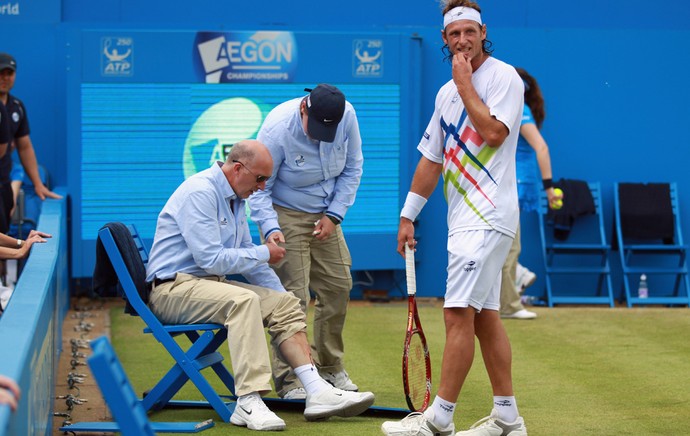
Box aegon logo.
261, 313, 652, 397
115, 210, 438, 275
194, 31, 298, 83
182, 98, 266, 178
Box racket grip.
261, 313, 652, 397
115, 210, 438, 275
405, 243, 416, 295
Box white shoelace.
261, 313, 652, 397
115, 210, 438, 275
469, 413, 498, 429
238, 392, 270, 413
399, 412, 428, 431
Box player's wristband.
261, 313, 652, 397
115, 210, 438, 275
542, 178, 554, 190
400, 192, 427, 222
16, 239, 22, 247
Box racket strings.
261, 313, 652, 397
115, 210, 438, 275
405, 333, 429, 410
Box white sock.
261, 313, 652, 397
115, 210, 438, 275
294, 364, 330, 395
494, 396, 518, 423
425, 395, 455, 429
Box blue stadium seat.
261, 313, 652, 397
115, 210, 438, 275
59, 336, 214, 434
538, 180, 614, 307
614, 182, 689, 307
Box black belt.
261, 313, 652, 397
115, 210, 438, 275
153, 277, 175, 287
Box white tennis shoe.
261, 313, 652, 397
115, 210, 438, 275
304, 386, 374, 421
319, 369, 359, 391
381, 411, 455, 435
456, 409, 527, 435
230, 392, 286, 431
282, 387, 307, 400
515, 264, 537, 293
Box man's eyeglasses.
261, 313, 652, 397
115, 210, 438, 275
233, 160, 269, 183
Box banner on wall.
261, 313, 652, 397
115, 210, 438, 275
193, 31, 298, 83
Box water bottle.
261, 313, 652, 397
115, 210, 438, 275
521, 295, 539, 306
638, 274, 649, 299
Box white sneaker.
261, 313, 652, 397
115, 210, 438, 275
282, 387, 307, 400
304, 386, 375, 421
515, 264, 537, 293
500, 309, 537, 320
456, 409, 527, 435
230, 392, 286, 431
319, 369, 359, 391
381, 412, 455, 435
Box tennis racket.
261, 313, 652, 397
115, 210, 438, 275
402, 243, 432, 412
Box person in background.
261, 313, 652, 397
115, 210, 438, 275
145, 140, 374, 431
0, 228, 49, 259
0, 102, 8, 167
499, 67, 562, 320
382, 1, 528, 435
249, 84, 363, 400
0, 375, 20, 412
9, 149, 24, 218
0, 52, 61, 236
0, 228, 51, 314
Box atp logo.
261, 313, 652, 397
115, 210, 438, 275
194, 31, 297, 83
101, 37, 133, 76
182, 97, 269, 178
464, 261, 477, 272
353, 39, 383, 77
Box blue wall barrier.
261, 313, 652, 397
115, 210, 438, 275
0, 189, 69, 436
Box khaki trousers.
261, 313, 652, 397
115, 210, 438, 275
148, 272, 306, 396
500, 223, 526, 315
270, 205, 353, 397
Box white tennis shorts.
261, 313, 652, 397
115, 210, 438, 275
444, 229, 513, 311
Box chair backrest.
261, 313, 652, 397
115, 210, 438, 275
97, 223, 164, 332
88, 336, 156, 436
539, 181, 606, 246
614, 182, 682, 246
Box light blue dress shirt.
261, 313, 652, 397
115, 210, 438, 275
250, 96, 363, 238
146, 161, 285, 292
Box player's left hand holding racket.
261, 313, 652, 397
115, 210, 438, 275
402, 242, 432, 412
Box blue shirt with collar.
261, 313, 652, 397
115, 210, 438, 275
250, 96, 363, 239
146, 161, 285, 292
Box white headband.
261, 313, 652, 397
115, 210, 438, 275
443, 6, 482, 28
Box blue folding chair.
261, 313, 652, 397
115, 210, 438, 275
59, 336, 214, 434
614, 182, 689, 307
538, 180, 614, 306
93, 222, 410, 421
94, 222, 237, 422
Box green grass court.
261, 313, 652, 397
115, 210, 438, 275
111, 301, 690, 435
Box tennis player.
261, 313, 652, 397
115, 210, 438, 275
382, 1, 528, 435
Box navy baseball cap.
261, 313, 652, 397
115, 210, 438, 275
0, 53, 16, 71
304, 84, 345, 142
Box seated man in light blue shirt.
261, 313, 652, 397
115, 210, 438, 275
249, 84, 364, 399
146, 140, 374, 432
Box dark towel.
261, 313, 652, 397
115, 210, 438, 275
548, 179, 596, 241
92, 222, 149, 315
618, 183, 674, 243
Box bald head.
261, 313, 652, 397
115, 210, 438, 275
224, 140, 273, 198
227, 140, 270, 166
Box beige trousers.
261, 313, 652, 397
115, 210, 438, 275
269, 205, 353, 397
500, 223, 526, 315
148, 273, 306, 396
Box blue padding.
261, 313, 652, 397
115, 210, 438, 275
0, 190, 69, 436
